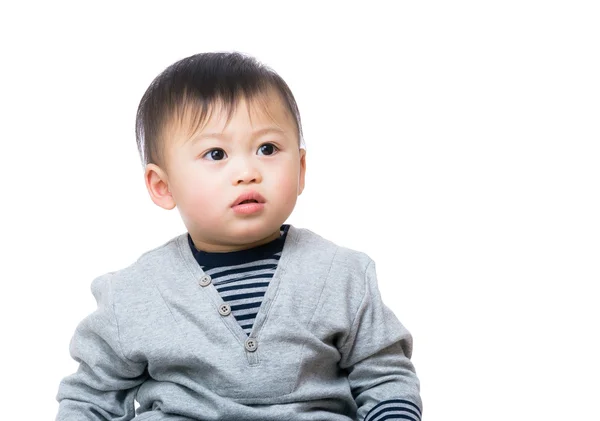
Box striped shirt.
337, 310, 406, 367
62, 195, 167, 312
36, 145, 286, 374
187, 225, 289, 335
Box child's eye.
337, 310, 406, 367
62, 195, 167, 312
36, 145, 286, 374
202, 148, 227, 161
257, 143, 279, 156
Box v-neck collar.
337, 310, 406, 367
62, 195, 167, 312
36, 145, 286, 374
175, 225, 300, 364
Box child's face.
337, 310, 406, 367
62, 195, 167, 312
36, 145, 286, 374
145, 93, 306, 252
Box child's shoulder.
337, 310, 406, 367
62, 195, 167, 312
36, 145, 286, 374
291, 226, 379, 313
91, 233, 187, 290
290, 225, 374, 272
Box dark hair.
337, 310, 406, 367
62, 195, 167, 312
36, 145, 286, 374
135, 52, 303, 168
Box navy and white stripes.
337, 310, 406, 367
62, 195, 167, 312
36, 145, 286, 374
188, 225, 289, 335
364, 399, 422, 421
202, 255, 281, 334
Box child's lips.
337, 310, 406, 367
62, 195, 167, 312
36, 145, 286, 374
231, 191, 266, 207
232, 202, 265, 215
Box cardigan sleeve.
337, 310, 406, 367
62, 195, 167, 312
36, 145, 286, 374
338, 260, 423, 421
55, 274, 148, 421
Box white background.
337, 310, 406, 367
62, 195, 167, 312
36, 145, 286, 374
1, 1, 598, 420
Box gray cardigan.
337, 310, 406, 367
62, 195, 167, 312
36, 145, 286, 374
56, 226, 422, 421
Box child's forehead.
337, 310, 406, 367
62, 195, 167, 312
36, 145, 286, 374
166, 92, 296, 145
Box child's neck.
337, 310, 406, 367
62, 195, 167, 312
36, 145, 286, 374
190, 230, 281, 253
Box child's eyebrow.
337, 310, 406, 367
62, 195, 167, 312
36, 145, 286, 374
188, 127, 287, 144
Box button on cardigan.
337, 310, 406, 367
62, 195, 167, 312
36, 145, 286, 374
56, 226, 422, 421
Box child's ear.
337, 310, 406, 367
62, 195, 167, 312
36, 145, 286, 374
298, 149, 306, 196
144, 164, 176, 210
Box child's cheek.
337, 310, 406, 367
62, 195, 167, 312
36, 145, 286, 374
274, 174, 300, 210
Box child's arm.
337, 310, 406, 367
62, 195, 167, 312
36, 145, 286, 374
55, 274, 148, 421
338, 260, 423, 421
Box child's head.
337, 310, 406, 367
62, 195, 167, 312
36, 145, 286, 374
136, 52, 306, 252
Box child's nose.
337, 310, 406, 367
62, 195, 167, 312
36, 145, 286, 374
235, 172, 261, 184
232, 160, 262, 185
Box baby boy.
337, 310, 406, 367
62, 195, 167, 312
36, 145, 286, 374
55, 52, 422, 421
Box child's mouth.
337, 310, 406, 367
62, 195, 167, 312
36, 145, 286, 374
232, 200, 264, 215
